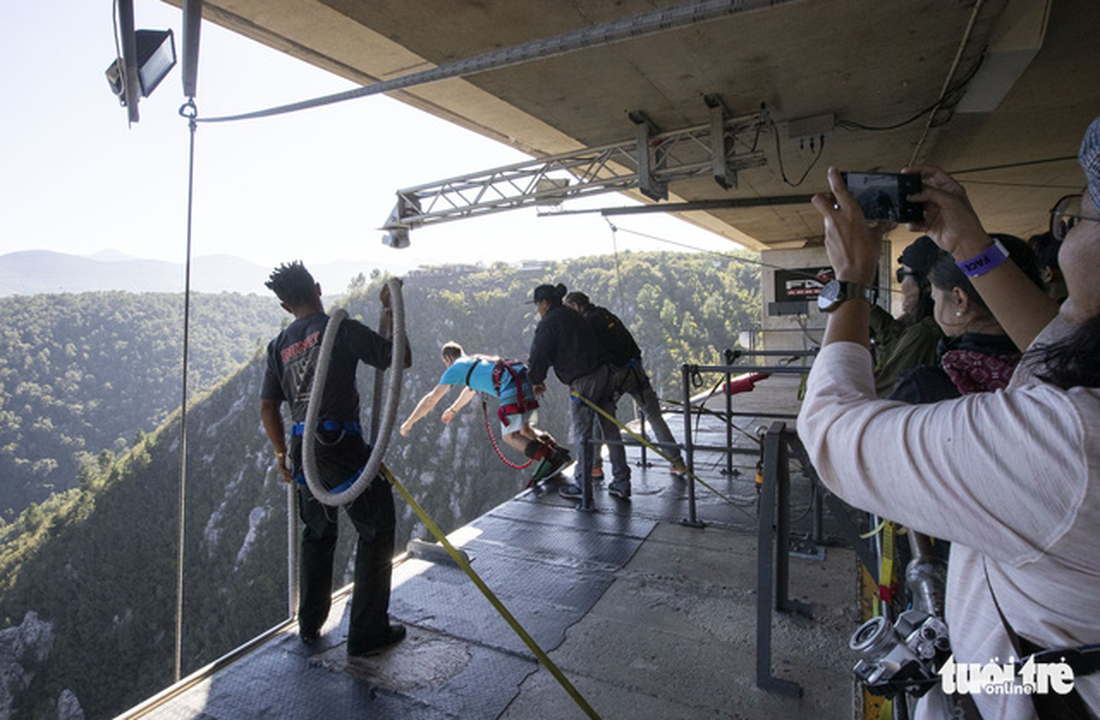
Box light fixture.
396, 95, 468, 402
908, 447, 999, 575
106, 30, 177, 103
105, 0, 177, 123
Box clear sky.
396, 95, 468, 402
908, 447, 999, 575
0, 1, 748, 284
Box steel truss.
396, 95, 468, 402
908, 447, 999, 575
382, 97, 769, 247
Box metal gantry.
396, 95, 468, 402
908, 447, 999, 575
382, 99, 769, 247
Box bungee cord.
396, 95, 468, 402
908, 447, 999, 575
300, 280, 406, 506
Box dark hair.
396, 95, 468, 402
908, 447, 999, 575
1027, 315, 1100, 389
533, 283, 568, 305
928, 233, 1043, 314
563, 291, 590, 308
1027, 231, 1061, 271
265, 261, 317, 307
441, 342, 464, 361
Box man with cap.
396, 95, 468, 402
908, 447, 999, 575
870, 234, 944, 397
526, 283, 632, 500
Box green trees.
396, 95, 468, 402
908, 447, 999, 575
0, 292, 285, 517
0, 250, 761, 719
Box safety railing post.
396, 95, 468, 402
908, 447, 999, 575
756, 422, 803, 697
580, 434, 596, 512
681, 365, 700, 526
722, 369, 734, 476
287, 484, 299, 619
636, 397, 650, 468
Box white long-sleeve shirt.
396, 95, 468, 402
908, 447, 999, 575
799, 319, 1100, 719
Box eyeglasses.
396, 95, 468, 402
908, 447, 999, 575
895, 268, 917, 284
1050, 193, 1100, 241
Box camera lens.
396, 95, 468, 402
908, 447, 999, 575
850, 617, 896, 657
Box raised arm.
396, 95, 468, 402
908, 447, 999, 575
442, 386, 479, 424
401, 383, 451, 436
905, 165, 1059, 350
810, 167, 880, 348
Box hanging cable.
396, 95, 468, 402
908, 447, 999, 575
908, 0, 985, 166
604, 217, 629, 316
174, 97, 199, 683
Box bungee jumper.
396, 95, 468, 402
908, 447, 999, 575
401, 341, 571, 484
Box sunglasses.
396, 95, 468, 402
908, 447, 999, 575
1050, 193, 1100, 241
895, 268, 917, 284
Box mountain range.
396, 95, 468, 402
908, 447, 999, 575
0, 250, 408, 297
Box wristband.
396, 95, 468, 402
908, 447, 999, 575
955, 237, 1008, 277
275, 452, 285, 459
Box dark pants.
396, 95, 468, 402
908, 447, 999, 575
613, 361, 685, 467
569, 365, 630, 484
293, 430, 396, 655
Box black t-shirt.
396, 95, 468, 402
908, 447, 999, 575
582, 305, 641, 367
260, 311, 392, 423
527, 304, 600, 386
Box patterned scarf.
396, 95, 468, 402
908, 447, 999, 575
941, 349, 1019, 395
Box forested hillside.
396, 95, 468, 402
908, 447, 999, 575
0, 293, 285, 517
0, 251, 760, 719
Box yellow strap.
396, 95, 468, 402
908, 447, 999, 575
569, 390, 756, 520
381, 464, 602, 719
879, 521, 895, 604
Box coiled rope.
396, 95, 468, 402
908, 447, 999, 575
301, 278, 406, 506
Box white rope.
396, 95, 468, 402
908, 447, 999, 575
301, 278, 406, 506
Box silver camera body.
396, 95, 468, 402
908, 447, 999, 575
850, 609, 951, 698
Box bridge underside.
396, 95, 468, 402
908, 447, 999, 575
169, 0, 1100, 251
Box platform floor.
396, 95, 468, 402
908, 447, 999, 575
125, 375, 864, 720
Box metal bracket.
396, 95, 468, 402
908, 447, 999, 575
705, 94, 736, 190
628, 110, 668, 201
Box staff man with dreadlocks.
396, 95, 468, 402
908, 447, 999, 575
401, 342, 570, 482
259, 261, 411, 665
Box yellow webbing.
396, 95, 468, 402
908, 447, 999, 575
381, 464, 601, 719
570, 390, 755, 516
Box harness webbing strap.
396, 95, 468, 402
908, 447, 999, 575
492, 359, 537, 422
293, 469, 360, 494
291, 420, 362, 436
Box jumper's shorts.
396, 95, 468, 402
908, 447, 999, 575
501, 408, 538, 436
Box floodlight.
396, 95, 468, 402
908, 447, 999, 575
106, 30, 176, 104
134, 30, 176, 97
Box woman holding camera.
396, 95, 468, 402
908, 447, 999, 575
799, 117, 1100, 719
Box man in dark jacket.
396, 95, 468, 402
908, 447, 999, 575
564, 291, 686, 475
527, 283, 632, 500
259, 261, 411, 664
